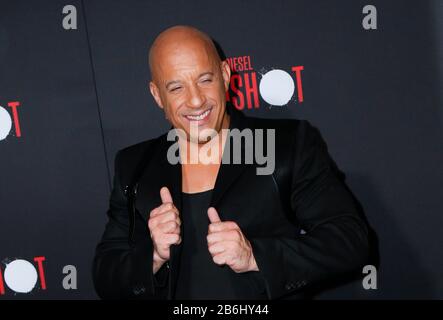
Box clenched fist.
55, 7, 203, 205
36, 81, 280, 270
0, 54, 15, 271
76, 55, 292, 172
148, 186, 181, 273
206, 207, 259, 273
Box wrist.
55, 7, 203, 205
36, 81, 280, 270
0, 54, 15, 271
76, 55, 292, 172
248, 255, 259, 272
247, 242, 259, 272
153, 251, 167, 274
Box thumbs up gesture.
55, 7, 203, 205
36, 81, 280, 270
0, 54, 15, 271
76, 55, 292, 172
207, 207, 259, 273
148, 187, 181, 273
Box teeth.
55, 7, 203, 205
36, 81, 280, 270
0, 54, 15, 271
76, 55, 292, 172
186, 109, 210, 121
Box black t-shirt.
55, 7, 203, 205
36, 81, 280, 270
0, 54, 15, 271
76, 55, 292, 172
174, 189, 267, 300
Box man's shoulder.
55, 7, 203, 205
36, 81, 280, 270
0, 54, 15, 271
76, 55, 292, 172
244, 113, 317, 140
242, 113, 328, 163
114, 134, 165, 169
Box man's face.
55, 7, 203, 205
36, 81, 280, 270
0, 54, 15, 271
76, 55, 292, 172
149, 39, 231, 143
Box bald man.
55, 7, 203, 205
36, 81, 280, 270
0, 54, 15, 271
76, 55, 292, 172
93, 25, 369, 300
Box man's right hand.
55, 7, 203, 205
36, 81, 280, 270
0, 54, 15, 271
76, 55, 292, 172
148, 186, 181, 273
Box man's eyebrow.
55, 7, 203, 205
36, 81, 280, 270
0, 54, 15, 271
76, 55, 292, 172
165, 72, 214, 89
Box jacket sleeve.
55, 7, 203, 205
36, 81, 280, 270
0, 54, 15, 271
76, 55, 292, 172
92, 151, 169, 299
249, 120, 370, 299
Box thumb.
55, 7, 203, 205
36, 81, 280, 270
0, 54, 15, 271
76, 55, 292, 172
207, 207, 221, 224
160, 186, 173, 204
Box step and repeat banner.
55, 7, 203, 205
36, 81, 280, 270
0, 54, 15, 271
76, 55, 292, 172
0, 0, 442, 299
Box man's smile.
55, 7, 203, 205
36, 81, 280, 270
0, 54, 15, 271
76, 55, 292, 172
183, 106, 213, 124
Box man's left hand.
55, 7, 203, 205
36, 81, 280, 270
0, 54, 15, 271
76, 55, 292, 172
207, 207, 259, 273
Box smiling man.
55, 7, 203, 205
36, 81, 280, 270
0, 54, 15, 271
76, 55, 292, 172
93, 25, 369, 300
148, 26, 230, 145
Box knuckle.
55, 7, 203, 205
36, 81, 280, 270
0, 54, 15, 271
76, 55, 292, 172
157, 223, 165, 232
158, 224, 167, 233
164, 222, 174, 232
169, 222, 177, 231
149, 208, 158, 216
164, 212, 173, 220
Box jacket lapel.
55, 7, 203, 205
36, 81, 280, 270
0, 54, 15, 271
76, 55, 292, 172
135, 134, 182, 222
209, 106, 250, 211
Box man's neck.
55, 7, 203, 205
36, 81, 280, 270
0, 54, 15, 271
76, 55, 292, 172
178, 113, 230, 165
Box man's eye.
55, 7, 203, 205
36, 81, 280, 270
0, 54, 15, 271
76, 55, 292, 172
202, 79, 212, 83
170, 87, 181, 92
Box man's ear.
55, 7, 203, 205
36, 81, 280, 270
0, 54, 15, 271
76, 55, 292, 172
149, 81, 164, 109
220, 60, 231, 92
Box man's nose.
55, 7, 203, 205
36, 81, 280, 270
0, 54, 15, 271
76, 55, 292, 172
186, 85, 206, 109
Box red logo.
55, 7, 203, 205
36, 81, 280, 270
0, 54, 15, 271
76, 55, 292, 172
0, 101, 22, 140
225, 56, 304, 109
